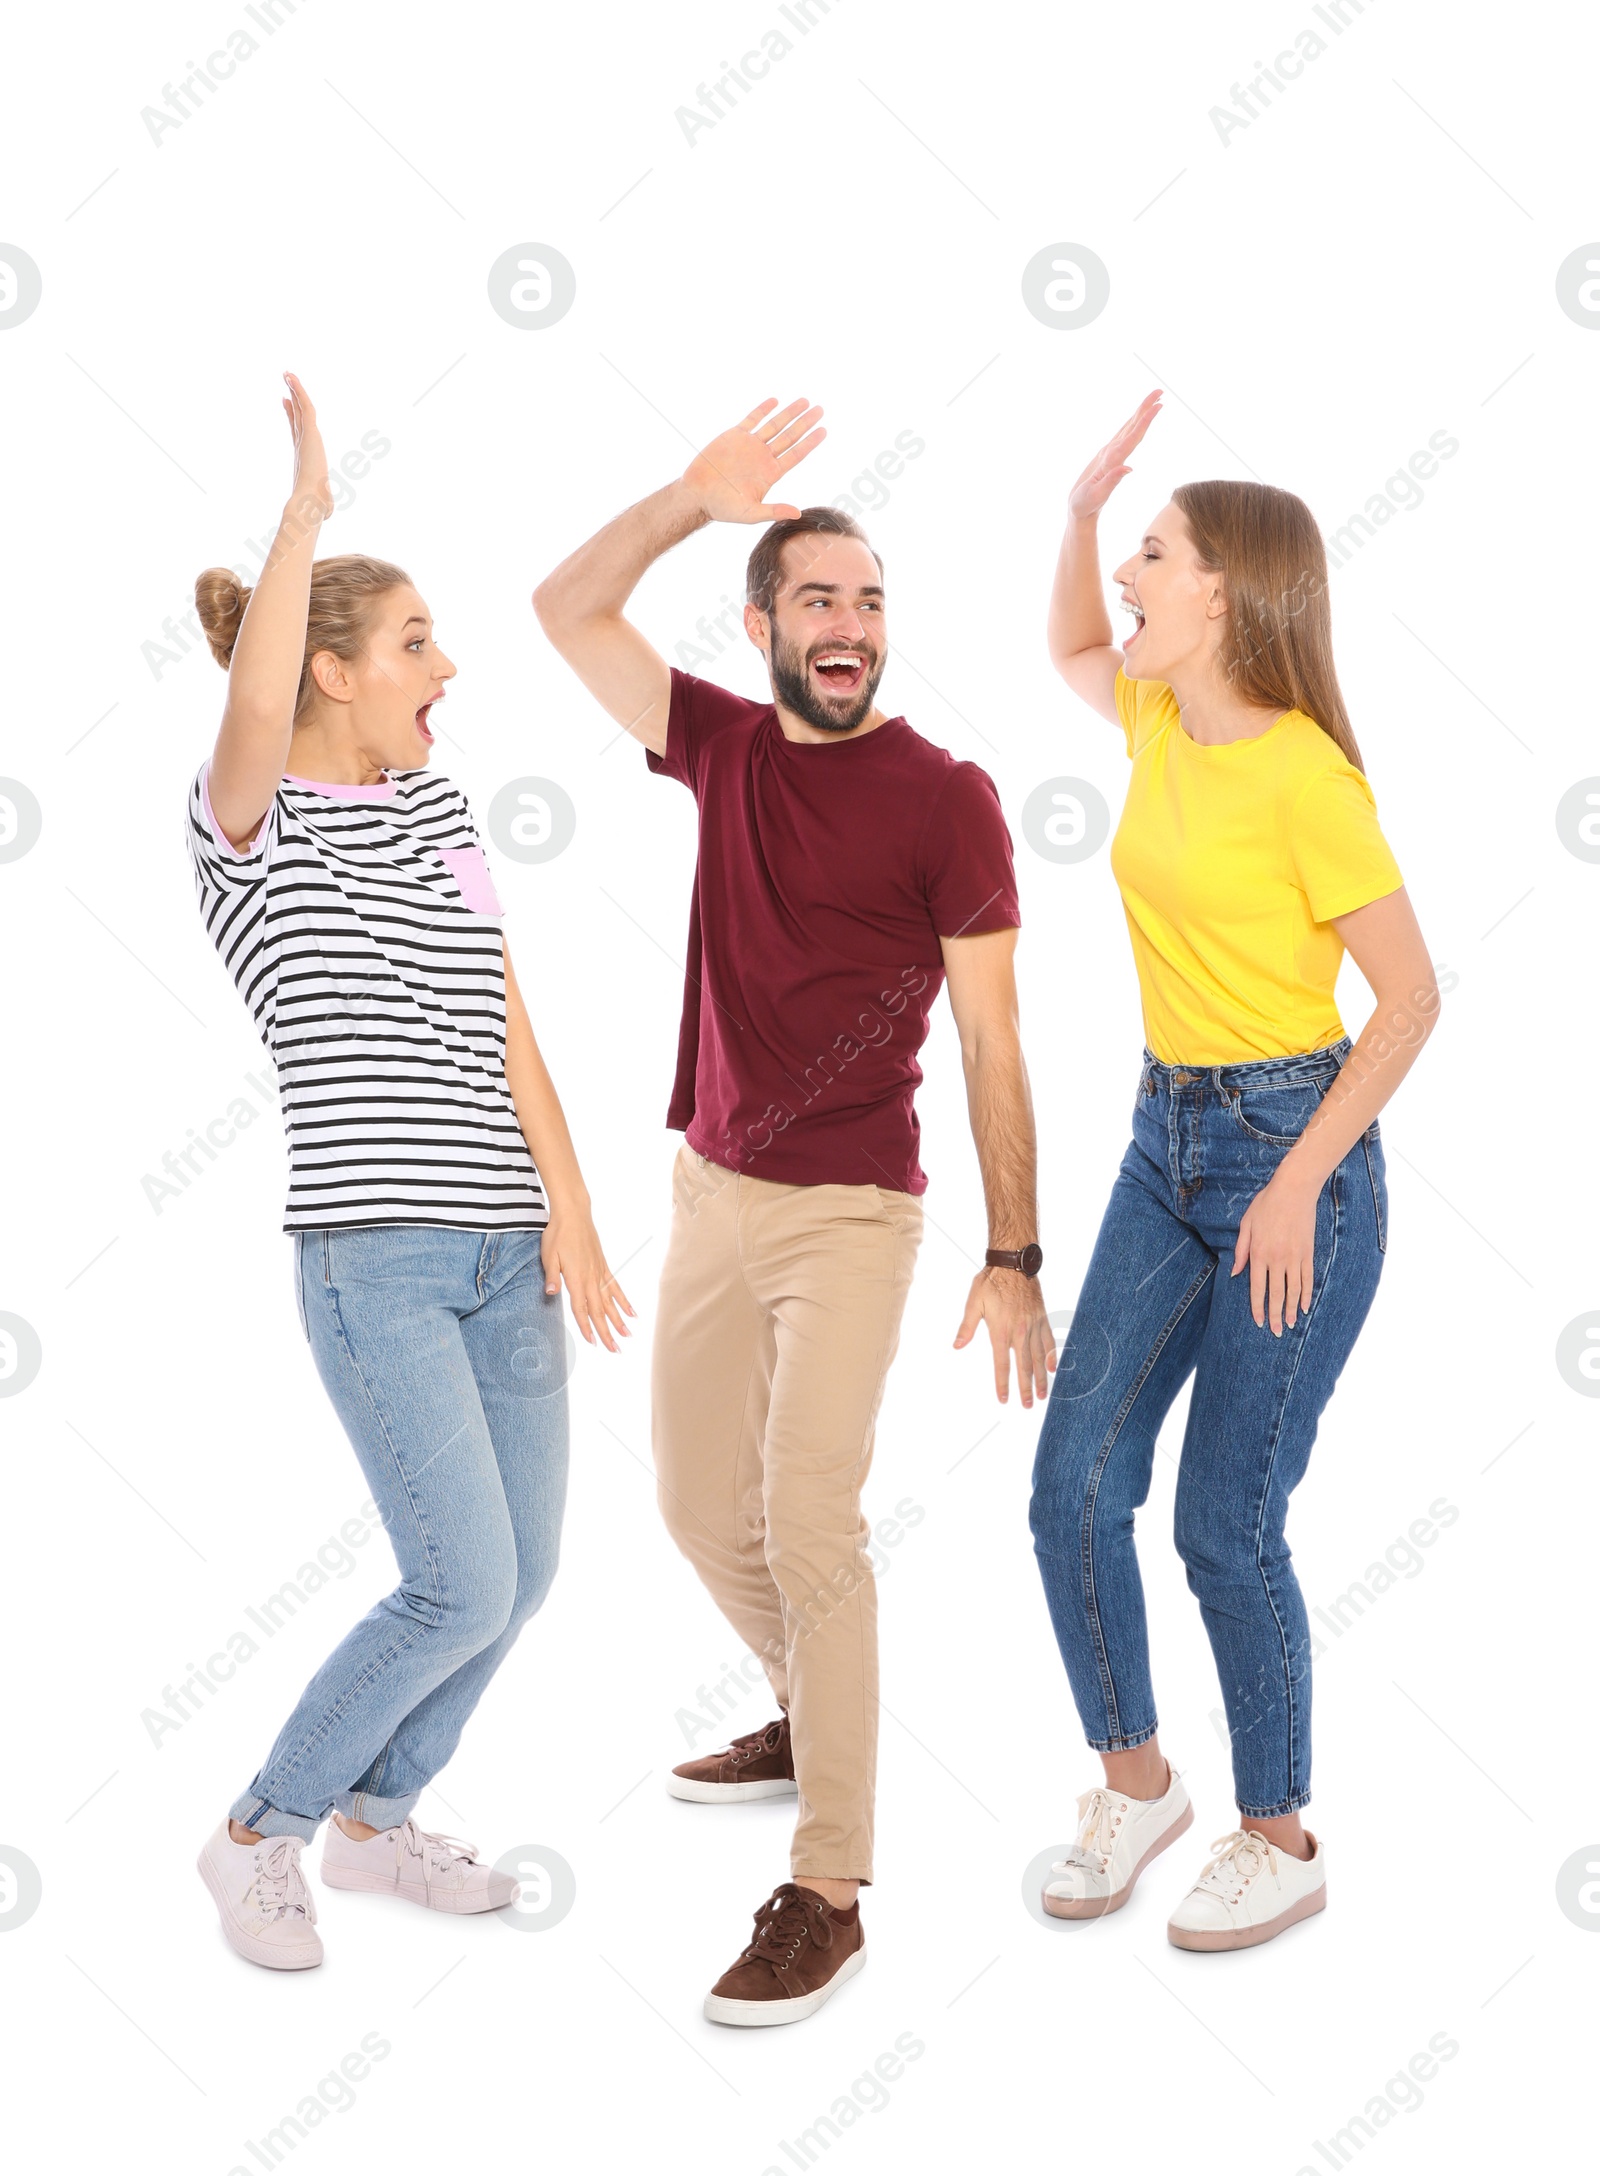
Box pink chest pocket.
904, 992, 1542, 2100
435, 844, 504, 916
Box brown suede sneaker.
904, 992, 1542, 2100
703, 1882, 866, 2026
667, 1715, 797, 1804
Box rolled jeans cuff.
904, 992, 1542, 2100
228, 1791, 320, 1845
1238, 1789, 1312, 1820
333, 1784, 422, 1832
1084, 1720, 1160, 1753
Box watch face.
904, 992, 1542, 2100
1020, 1243, 1044, 1278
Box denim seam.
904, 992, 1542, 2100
1245, 1165, 1341, 1813
1362, 1134, 1387, 1253
330, 1269, 448, 1626
1079, 1256, 1215, 1742
260, 1631, 426, 1805
355, 1732, 402, 1815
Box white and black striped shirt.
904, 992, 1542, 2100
186, 761, 548, 1233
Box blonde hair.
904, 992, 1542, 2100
194, 553, 412, 723
1171, 481, 1363, 771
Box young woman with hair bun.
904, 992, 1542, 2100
190, 375, 631, 1971
1030, 390, 1438, 1951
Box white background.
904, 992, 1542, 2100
0, 2, 1592, 2170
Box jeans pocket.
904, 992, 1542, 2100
1227, 1082, 1327, 1148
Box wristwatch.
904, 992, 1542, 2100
986, 1243, 1044, 1277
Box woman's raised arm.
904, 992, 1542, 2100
203, 374, 334, 849
1046, 388, 1163, 727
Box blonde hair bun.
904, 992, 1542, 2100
194, 568, 251, 667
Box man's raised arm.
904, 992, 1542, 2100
531, 396, 826, 754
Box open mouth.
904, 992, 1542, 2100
809, 649, 869, 695
415, 697, 440, 744
1122, 600, 1146, 651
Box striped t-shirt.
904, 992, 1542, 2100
185, 761, 548, 1233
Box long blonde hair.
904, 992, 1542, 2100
194, 553, 412, 723
1172, 481, 1362, 771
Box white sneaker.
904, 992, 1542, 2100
197, 1820, 323, 1970
1042, 1766, 1193, 1920
320, 1817, 520, 1914
1167, 1828, 1327, 1951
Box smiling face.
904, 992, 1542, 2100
1111, 502, 1226, 686
749, 532, 887, 735
307, 585, 456, 768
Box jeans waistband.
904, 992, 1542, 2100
1141, 1036, 1353, 1094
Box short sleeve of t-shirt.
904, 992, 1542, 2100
646, 669, 759, 794
918, 762, 1021, 939
188, 759, 276, 893
1112, 667, 1181, 758
1290, 761, 1404, 923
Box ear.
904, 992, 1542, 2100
743, 601, 770, 653
309, 649, 354, 704
1203, 578, 1229, 622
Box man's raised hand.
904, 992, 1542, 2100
681, 397, 826, 525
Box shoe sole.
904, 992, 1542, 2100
197, 1848, 322, 1970
1167, 1882, 1327, 1952
704, 1942, 867, 2027
666, 1775, 799, 1804
319, 1865, 517, 1913
1042, 1797, 1194, 1921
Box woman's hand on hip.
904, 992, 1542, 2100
542, 1206, 635, 1352
1232, 1169, 1320, 1336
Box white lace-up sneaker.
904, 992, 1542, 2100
320, 1817, 520, 1914
1042, 1766, 1193, 1920
198, 1820, 323, 1970
1167, 1828, 1326, 1951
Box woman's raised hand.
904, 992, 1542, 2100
281, 372, 335, 524
1067, 388, 1164, 523
682, 397, 826, 525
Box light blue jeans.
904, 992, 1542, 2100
231, 1226, 569, 1842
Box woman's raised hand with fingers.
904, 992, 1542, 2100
681, 396, 826, 525
281, 371, 335, 525
1067, 388, 1164, 523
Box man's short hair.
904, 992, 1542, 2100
745, 507, 885, 616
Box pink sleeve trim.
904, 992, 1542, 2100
201, 762, 269, 861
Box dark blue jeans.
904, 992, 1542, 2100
1030, 1040, 1386, 1819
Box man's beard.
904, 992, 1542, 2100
768, 628, 886, 734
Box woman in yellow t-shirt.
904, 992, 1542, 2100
1029, 390, 1439, 1951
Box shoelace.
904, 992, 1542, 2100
724, 1720, 785, 1770
1191, 1829, 1279, 1902
1052, 1787, 1121, 1875
391, 1819, 484, 1892
741, 1883, 835, 1969
252, 1836, 316, 1925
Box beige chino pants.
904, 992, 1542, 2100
652, 1145, 923, 1883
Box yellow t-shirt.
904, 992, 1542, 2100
1109, 668, 1403, 1065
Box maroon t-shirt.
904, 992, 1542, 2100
646, 669, 1020, 1193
